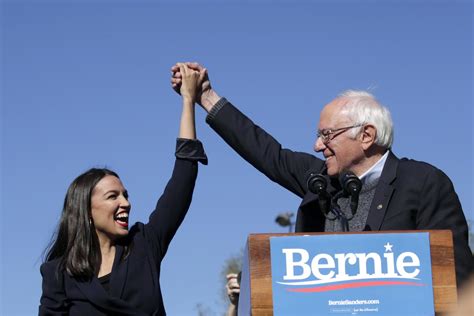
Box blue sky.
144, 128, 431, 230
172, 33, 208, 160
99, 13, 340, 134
1, 0, 472, 315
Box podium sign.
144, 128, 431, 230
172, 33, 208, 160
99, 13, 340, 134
270, 233, 434, 315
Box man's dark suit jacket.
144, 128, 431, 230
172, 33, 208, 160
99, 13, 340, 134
39, 140, 207, 315
206, 98, 473, 287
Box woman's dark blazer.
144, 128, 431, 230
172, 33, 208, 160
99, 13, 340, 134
39, 139, 207, 316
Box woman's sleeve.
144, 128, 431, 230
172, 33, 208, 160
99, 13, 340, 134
144, 138, 207, 259
38, 262, 68, 316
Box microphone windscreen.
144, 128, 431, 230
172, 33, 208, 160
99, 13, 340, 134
307, 173, 327, 194
339, 171, 362, 195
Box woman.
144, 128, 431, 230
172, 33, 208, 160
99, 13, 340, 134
39, 64, 207, 315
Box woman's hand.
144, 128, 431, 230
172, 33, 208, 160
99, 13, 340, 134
178, 63, 206, 104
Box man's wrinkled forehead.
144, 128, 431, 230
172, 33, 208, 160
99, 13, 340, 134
319, 97, 351, 127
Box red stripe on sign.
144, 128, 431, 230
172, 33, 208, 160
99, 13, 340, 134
287, 281, 424, 292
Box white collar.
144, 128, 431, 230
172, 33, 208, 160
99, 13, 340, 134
359, 150, 389, 186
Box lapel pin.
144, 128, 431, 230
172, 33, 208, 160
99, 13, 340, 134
377, 204, 383, 210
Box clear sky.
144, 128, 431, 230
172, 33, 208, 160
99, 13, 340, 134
1, 0, 472, 315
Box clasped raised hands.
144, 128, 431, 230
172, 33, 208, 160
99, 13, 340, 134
172, 63, 206, 104
172, 62, 216, 105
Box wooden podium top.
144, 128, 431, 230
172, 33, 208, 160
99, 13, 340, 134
240, 230, 457, 315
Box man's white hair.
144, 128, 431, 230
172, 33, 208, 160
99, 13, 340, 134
338, 90, 394, 149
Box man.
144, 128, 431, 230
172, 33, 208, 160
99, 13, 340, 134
171, 62, 473, 287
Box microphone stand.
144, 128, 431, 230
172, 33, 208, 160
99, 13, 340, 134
307, 172, 360, 232
330, 192, 350, 232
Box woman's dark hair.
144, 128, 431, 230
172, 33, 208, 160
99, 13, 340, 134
45, 168, 122, 280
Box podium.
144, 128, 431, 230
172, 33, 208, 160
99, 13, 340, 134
238, 230, 457, 315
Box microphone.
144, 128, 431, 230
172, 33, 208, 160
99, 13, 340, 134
307, 173, 330, 215
339, 171, 362, 216
307, 173, 327, 194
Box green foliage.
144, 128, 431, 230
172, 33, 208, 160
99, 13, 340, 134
221, 249, 244, 277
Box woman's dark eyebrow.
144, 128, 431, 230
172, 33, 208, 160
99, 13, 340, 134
103, 189, 119, 196
103, 189, 128, 197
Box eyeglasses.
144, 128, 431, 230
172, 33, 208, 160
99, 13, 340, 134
317, 124, 364, 144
